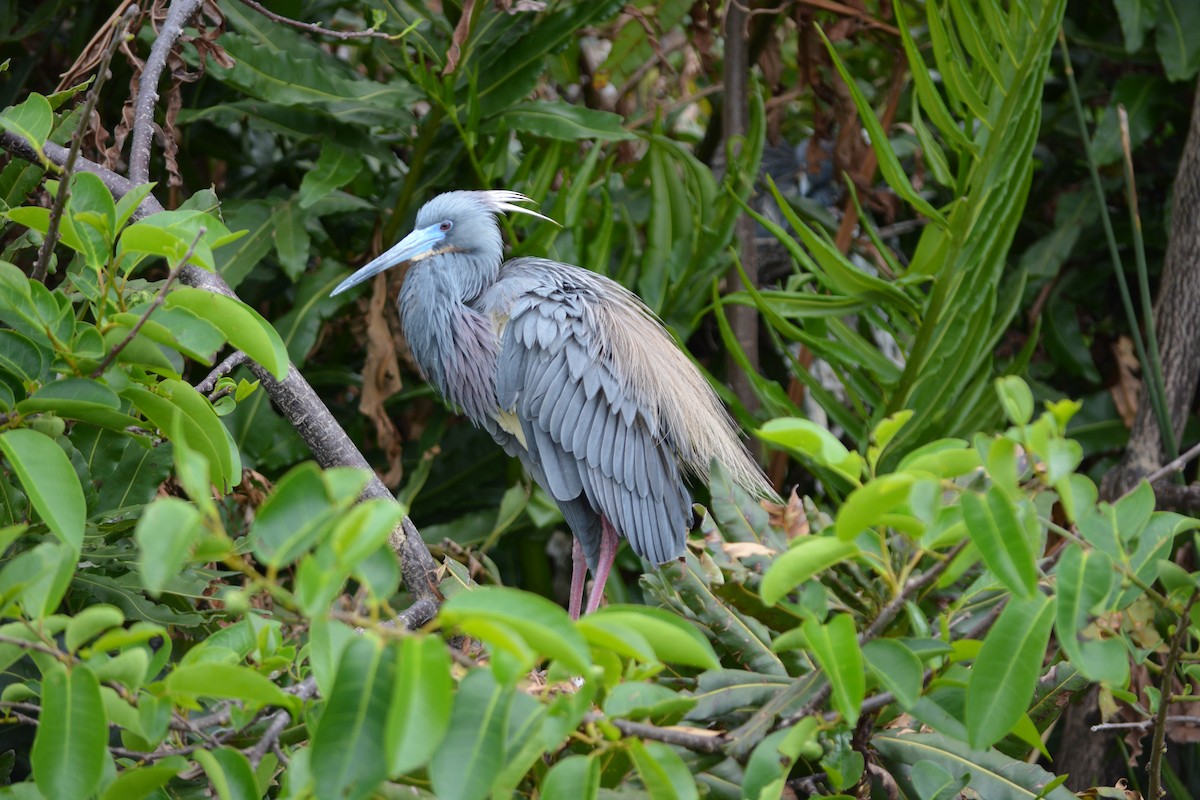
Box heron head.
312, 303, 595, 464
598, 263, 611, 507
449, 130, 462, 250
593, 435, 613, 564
330, 190, 554, 297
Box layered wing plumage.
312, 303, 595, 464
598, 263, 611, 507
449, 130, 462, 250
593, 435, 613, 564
483, 259, 692, 570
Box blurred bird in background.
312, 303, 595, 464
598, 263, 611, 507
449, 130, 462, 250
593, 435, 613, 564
333, 191, 775, 618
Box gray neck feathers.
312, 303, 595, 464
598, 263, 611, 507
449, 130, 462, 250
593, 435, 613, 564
398, 252, 500, 425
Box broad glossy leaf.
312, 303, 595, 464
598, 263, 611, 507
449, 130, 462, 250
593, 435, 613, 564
63, 172, 116, 268
863, 639, 924, 710
193, 747, 259, 800
299, 142, 363, 208
495, 100, 633, 141
111, 305, 225, 363
604, 681, 696, 722
165, 287, 289, 380
0, 328, 47, 382
122, 380, 241, 491
386, 635, 453, 775
165, 663, 296, 712
873, 731, 1076, 799
628, 739, 699, 800
430, 669, 512, 800
965, 595, 1056, 749
31, 665, 106, 800
0, 93, 52, 154
1157, 0, 1200, 81
541, 755, 599, 800
312, 637, 393, 800
0, 428, 85, 552
760, 537, 859, 606
960, 488, 1036, 598
100, 760, 186, 800
134, 498, 203, 596
251, 462, 335, 567
273, 200, 311, 281
743, 717, 821, 800
757, 417, 863, 484
1055, 545, 1128, 685
440, 587, 591, 674
588, 605, 719, 670
18, 378, 141, 431
803, 614, 864, 725
835, 474, 915, 540
65, 604, 124, 652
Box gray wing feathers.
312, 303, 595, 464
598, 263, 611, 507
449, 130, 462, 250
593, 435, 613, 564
494, 281, 689, 569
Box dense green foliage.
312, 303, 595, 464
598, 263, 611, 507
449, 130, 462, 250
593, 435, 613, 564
0, 0, 1197, 797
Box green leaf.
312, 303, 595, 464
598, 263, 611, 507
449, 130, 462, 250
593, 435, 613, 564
440, 587, 591, 675
628, 739, 699, 800
604, 681, 696, 722
65, 604, 124, 653
122, 380, 241, 492
31, 665, 107, 800
0, 428, 85, 552
835, 474, 915, 540
430, 668, 512, 800
493, 100, 633, 141
165, 287, 289, 380
757, 417, 864, 484
803, 614, 865, 725
193, 747, 259, 800
760, 537, 859, 606
0, 93, 53, 156
1157, 0, 1200, 81
251, 462, 335, 567
1055, 545, 1128, 685
312, 637, 393, 800
134, 498, 203, 596
299, 143, 364, 208
272, 200, 311, 280
386, 635, 453, 775
165, 663, 296, 712
588, 605, 720, 670
863, 639, 924, 710
995, 376, 1034, 425
743, 717, 821, 800
873, 731, 1077, 799
111, 304, 225, 363
541, 755, 599, 800
100, 760, 186, 800
960, 488, 1037, 598
1114, 0, 1158, 51
63, 172, 116, 269
18, 378, 141, 431
965, 594, 1056, 749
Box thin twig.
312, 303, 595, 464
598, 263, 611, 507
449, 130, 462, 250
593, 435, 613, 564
0, 633, 70, 662
1147, 589, 1199, 799
585, 713, 725, 754
1092, 716, 1200, 733
234, 0, 391, 39
91, 228, 204, 377
1142, 439, 1200, 488
245, 708, 293, 768
128, 0, 204, 184
195, 351, 249, 395
32, 5, 137, 283
861, 540, 969, 642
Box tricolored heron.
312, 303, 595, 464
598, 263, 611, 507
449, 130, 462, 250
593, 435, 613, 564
332, 191, 773, 618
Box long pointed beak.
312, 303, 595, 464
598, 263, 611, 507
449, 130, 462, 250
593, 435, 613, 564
330, 224, 447, 296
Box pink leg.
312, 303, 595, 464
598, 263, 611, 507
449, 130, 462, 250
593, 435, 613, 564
568, 538, 587, 621
584, 518, 620, 615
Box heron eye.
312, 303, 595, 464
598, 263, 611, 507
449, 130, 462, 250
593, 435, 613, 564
439, 220, 453, 233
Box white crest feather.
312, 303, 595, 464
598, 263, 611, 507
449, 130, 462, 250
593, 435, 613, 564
477, 190, 559, 226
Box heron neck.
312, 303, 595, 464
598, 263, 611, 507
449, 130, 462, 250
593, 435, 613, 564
398, 256, 499, 425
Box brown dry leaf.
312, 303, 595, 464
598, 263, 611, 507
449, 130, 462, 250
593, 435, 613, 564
57, 1, 143, 91
762, 487, 809, 540
1111, 335, 1141, 427
359, 272, 406, 487
722, 542, 777, 559
443, 0, 476, 76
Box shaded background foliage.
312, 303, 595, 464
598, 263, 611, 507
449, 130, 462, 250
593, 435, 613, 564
0, 0, 1198, 797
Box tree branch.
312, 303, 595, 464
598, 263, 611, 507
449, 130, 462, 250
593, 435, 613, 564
235, 0, 391, 40
128, 0, 205, 184
585, 713, 725, 754
195, 350, 249, 395
1147, 589, 1199, 799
